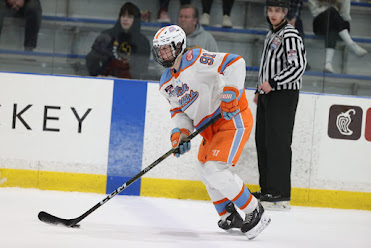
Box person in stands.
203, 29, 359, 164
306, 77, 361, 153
177, 4, 218, 51
86, 2, 150, 79
0, 0, 42, 51
308, 0, 368, 73
199, 0, 235, 28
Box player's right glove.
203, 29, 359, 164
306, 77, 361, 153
170, 128, 191, 157
220, 86, 240, 120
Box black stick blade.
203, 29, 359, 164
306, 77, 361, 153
38, 211, 79, 228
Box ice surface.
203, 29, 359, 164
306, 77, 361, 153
0, 187, 370, 248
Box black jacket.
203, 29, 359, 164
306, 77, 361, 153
86, 3, 150, 79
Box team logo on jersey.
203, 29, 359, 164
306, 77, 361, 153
174, 83, 199, 110
165, 84, 175, 97
175, 83, 189, 97
186, 50, 193, 61
287, 49, 298, 61
179, 90, 199, 108
328, 105, 362, 140
270, 36, 281, 50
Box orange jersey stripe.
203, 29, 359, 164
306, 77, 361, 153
213, 198, 229, 205
218, 53, 230, 74
218, 210, 227, 216
194, 110, 219, 128
218, 55, 242, 74
232, 184, 245, 202
159, 76, 174, 90
240, 193, 253, 210
173, 49, 203, 79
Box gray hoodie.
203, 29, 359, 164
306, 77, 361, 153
308, 0, 351, 21
186, 23, 219, 52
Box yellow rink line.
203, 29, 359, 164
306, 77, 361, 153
140, 178, 371, 211
1, 168, 370, 210
0, 168, 106, 194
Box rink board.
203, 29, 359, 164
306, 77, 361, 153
0, 72, 370, 210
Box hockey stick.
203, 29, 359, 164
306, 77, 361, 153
38, 113, 222, 227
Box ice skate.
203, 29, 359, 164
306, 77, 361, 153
241, 202, 271, 240
251, 190, 263, 200
261, 201, 291, 210
260, 194, 291, 211
218, 202, 243, 231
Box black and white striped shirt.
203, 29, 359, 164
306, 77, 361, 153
258, 22, 306, 94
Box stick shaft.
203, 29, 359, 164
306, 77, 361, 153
70, 113, 222, 226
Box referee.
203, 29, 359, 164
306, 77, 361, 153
252, 0, 307, 210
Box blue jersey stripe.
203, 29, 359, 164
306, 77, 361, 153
233, 185, 251, 209
227, 113, 244, 164
195, 109, 221, 130
159, 69, 173, 89
214, 199, 232, 214
181, 48, 202, 69
219, 54, 240, 74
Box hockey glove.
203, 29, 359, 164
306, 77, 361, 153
171, 128, 191, 157
220, 86, 240, 120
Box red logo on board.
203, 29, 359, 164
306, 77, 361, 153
328, 105, 362, 140
365, 108, 371, 141
186, 50, 193, 61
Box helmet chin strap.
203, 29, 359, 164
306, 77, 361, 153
275, 18, 286, 27
172, 53, 183, 71
169, 41, 184, 69
266, 16, 286, 29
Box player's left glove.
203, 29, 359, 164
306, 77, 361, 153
220, 86, 240, 120
171, 128, 191, 157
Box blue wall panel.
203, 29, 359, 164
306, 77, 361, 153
107, 79, 147, 195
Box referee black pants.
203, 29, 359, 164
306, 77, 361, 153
255, 90, 299, 199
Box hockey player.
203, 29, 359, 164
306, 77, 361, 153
152, 25, 271, 239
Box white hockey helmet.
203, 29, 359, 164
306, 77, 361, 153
152, 25, 186, 68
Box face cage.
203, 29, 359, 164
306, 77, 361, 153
152, 41, 182, 68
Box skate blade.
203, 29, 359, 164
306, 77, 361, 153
245, 212, 271, 240
261, 201, 291, 211
223, 228, 244, 236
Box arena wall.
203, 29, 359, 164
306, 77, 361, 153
0, 72, 370, 210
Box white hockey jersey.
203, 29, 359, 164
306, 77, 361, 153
159, 48, 247, 133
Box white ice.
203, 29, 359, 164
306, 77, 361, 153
0, 187, 370, 248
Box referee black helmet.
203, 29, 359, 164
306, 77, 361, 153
266, 0, 290, 8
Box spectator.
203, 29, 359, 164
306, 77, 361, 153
200, 0, 234, 28
287, 0, 311, 70
287, 0, 304, 41
86, 2, 150, 79
253, 0, 307, 210
308, 0, 368, 73
0, 0, 42, 51
178, 4, 218, 51
157, 0, 191, 23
